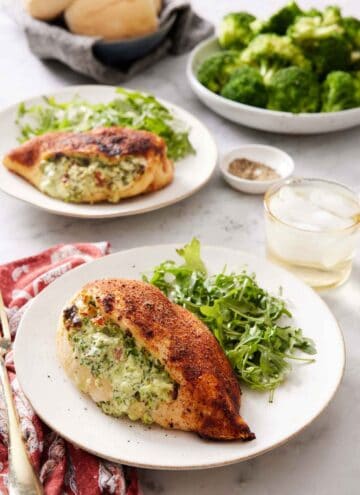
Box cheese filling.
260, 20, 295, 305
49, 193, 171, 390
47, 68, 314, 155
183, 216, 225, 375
39, 155, 146, 203
63, 298, 175, 424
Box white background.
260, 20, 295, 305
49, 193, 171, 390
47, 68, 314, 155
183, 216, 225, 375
0, 1, 359, 494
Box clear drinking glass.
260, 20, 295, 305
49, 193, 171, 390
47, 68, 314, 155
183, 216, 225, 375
264, 178, 360, 290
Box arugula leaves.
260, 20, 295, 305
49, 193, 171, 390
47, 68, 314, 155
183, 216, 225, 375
145, 239, 316, 400
176, 238, 207, 274
16, 88, 195, 161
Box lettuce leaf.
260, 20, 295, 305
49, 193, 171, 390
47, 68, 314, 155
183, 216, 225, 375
144, 239, 316, 400
16, 88, 195, 161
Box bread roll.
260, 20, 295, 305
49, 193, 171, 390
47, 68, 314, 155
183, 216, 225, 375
24, 0, 73, 20
153, 0, 162, 14
65, 0, 159, 41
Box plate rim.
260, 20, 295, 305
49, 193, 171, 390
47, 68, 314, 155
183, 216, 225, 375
0, 85, 218, 219
13, 245, 346, 470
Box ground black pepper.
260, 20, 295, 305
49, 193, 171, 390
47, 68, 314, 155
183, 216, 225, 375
228, 158, 280, 181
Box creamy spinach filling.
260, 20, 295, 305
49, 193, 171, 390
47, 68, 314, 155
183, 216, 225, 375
64, 300, 175, 424
39, 155, 146, 203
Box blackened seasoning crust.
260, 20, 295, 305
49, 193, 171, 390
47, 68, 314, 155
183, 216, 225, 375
172, 382, 179, 400
5, 127, 166, 168
63, 305, 82, 328
102, 294, 115, 313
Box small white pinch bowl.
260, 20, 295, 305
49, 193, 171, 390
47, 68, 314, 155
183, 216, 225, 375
220, 144, 295, 195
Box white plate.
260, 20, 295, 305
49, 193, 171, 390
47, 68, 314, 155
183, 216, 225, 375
0, 86, 217, 218
14, 245, 345, 470
187, 37, 360, 134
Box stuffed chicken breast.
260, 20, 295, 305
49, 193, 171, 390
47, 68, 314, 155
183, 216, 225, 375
3, 127, 173, 203
57, 279, 255, 441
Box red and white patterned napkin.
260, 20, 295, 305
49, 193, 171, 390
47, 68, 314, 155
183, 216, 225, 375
0, 243, 140, 495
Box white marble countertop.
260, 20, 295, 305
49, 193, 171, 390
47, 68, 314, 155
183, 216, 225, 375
0, 1, 359, 493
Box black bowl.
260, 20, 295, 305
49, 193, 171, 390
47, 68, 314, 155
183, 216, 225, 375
93, 14, 176, 66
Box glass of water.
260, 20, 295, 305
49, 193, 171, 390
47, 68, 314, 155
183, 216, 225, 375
264, 178, 360, 290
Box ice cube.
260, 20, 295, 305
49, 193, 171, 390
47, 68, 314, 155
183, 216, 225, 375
308, 187, 359, 221
269, 184, 359, 231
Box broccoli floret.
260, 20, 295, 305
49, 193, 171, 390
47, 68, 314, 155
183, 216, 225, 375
304, 8, 322, 18
197, 51, 242, 93
343, 16, 360, 48
321, 71, 359, 112
351, 52, 360, 69
341, 17, 360, 69
322, 6, 342, 26
352, 71, 360, 102
220, 66, 268, 107
288, 11, 351, 76
219, 12, 256, 50
267, 66, 320, 113
240, 34, 310, 84
251, 1, 303, 36
287, 11, 343, 42
306, 36, 351, 76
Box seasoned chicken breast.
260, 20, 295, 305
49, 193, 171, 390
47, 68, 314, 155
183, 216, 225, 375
3, 127, 173, 203
57, 279, 255, 441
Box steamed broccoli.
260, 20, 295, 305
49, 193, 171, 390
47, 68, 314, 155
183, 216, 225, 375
240, 34, 310, 83
342, 17, 360, 68
201, 4, 360, 114
268, 66, 320, 113
322, 6, 342, 26
321, 71, 360, 112
351, 52, 360, 70
287, 9, 351, 76
251, 2, 303, 36
219, 12, 256, 50
220, 66, 268, 107
287, 10, 344, 42
353, 71, 360, 102
343, 16, 360, 48
304, 8, 322, 18
197, 51, 242, 93
308, 37, 351, 76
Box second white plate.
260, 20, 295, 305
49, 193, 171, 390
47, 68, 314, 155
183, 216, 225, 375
0, 86, 217, 218
14, 245, 345, 470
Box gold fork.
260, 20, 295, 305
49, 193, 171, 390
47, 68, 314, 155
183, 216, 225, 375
0, 292, 43, 495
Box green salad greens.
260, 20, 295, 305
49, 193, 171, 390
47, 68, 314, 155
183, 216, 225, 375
16, 88, 195, 161
197, 2, 360, 113
144, 239, 316, 401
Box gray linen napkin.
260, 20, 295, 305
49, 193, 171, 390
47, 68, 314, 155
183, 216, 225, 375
6, 0, 213, 83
